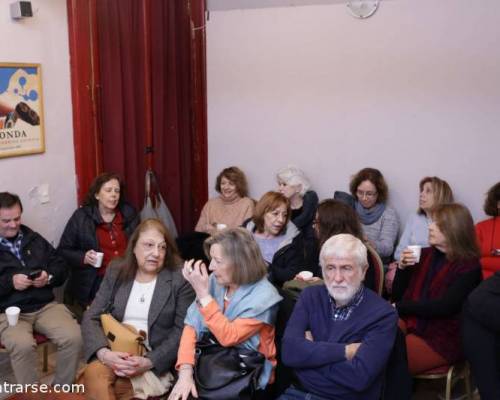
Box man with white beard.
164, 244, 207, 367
279, 234, 397, 400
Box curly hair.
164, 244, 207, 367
483, 181, 500, 217
215, 166, 248, 197
349, 167, 388, 204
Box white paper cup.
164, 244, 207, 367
5, 306, 20, 327
94, 252, 104, 268
216, 223, 227, 230
407, 245, 422, 263
298, 271, 313, 280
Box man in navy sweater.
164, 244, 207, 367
280, 233, 397, 400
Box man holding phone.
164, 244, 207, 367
0, 192, 82, 385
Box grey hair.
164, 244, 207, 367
276, 165, 311, 196
319, 233, 368, 271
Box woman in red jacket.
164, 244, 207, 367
392, 203, 481, 374
476, 182, 500, 279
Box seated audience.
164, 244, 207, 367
244, 191, 306, 287
169, 228, 282, 400
58, 172, 139, 318
280, 234, 397, 400
394, 176, 454, 261
195, 166, 254, 234
349, 167, 399, 264
0, 192, 82, 385
276, 166, 318, 267
475, 181, 500, 279
463, 272, 500, 400
392, 203, 481, 374
82, 219, 194, 400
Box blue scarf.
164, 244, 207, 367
355, 201, 386, 225
185, 274, 282, 389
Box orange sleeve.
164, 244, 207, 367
199, 299, 264, 346
176, 301, 277, 382
175, 325, 197, 369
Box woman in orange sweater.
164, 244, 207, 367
476, 182, 500, 279
168, 228, 282, 400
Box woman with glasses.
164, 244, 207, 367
82, 219, 194, 400
475, 181, 500, 279
349, 167, 399, 264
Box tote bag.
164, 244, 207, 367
140, 169, 178, 238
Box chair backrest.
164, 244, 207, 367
366, 244, 385, 296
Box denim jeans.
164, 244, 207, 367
278, 386, 332, 400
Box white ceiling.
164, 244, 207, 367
207, 0, 346, 11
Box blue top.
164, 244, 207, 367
394, 212, 431, 261
282, 285, 397, 400
184, 274, 282, 389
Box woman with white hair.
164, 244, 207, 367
277, 166, 318, 269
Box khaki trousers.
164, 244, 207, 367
0, 302, 82, 385
84, 360, 134, 400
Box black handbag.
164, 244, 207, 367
194, 333, 265, 400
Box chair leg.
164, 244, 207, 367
445, 365, 454, 400
464, 363, 472, 400
42, 343, 48, 372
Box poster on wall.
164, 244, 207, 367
0, 63, 45, 158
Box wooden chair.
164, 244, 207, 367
0, 332, 50, 372
414, 362, 473, 400
366, 244, 385, 296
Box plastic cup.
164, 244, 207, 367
216, 223, 227, 230
407, 245, 422, 263
94, 252, 104, 268
5, 306, 20, 327
298, 271, 313, 280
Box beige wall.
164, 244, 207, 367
206, 0, 500, 225
1, 0, 76, 244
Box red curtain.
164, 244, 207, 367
67, 0, 208, 233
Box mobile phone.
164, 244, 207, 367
27, 269, 42, 280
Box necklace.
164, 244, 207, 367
139, 294, 146, 303
224, 288, 234, 302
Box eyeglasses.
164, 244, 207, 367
139, 241, 167, 253
356, 190, 378, 199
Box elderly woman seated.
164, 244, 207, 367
195, 166, 254, 234
168, 228, 282, 400
276, 166, 318, 267
244, 191, 307, 287
392, 203, 481, 374
81, 219, 194, 400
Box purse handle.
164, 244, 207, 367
144, 169, 163, 201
